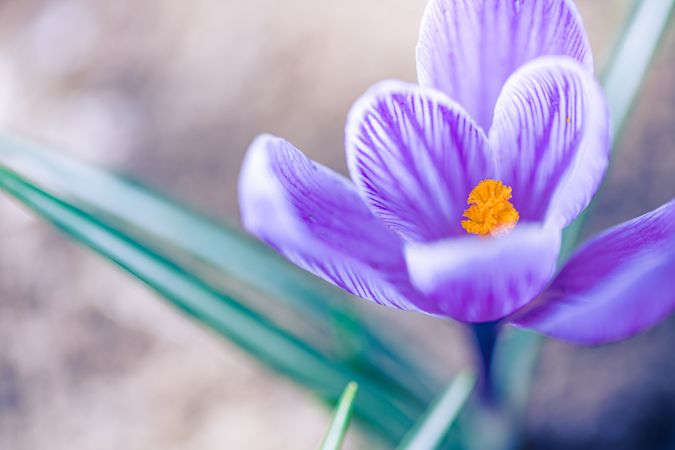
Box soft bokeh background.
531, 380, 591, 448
0, 1, 674, 449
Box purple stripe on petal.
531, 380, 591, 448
513, 199, 675, 345
490, 57, 611, 226
417, 0, 593, 130
406, 224, 561, 322
238, 134, 428, 311
346, 80, 494, 243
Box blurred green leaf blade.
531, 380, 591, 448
0, 135, 437, 408
397, 371, 476, 450
0, 157, 423, 443
320, 382, 359, 450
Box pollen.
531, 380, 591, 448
461, 179, 519, 236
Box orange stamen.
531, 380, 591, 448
461, 179, 519, 237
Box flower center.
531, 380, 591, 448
461, 179, 519, 236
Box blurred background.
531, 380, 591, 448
0, 0, 674, 449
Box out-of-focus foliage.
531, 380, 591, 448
0, 136, 431, 443
396, 371, 475, 450
320, 382, 359, 450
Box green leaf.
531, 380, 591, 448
602, 0, 675, 141
396, 371, 476, 450
0, 143, 424, 443
0, 135, 436, 409
320, 382, 359, 450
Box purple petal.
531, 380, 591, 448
239, 134, 428, 311
417, 0, 592, 130
513, 199, 675, 345
405, 224, 561, 322
345, 80, 494, 243
490, 57, 611, 227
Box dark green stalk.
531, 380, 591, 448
470, 322, 500, 404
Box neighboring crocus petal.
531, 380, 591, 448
417, 0, 592, 131
405, 224, 561, 322
512, 199, 675, 345
239, 134, 424, 311
346, 80, 494, 243
490, 57, 611, 227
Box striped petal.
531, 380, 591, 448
513, 199, 675, 344
406, 224, 561, 322
490, 57, 611, 227
239, 134, 425, 310
346, 80, 494, 243
417, 0, 592, 130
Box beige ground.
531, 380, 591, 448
0, 1, 673, 449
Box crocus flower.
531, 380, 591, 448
238, 0, 675, 344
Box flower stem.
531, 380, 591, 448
471, 321, 500, 405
